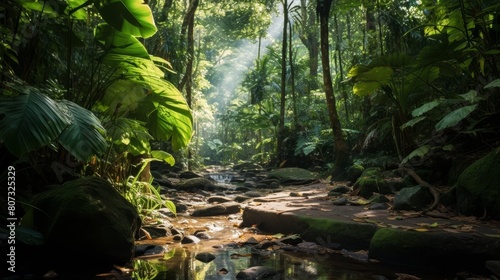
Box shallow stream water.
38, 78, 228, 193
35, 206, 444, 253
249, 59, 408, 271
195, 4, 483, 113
127, 171, 478, 280
131, 214, 451, 280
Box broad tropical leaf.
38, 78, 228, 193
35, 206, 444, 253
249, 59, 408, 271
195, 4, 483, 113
401, 116, 426, 130
57, 100, 108, 161
401, 145, 430, 164
102, 79, 145, 115
95, 26, 192, 150
132, 77, 192, 150
151, 150, 175, 166
104, 118, 153, 155
349, 66, 394, 96
484, 79, 500, 89
411, 100, 442, 117
94, 24, 150, 60
435, 105, 478, 131
0, 90, 70, 157
97, 0, 157, 38
143, 101, 192, 150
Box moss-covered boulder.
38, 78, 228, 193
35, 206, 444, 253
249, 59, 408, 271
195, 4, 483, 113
393, 185, 432, 211
174, 177, 218, 191
267, 168, 317, 185
29, 177, 140, 273
299, 217, 378, 251
353, 167, 392, 198
369, 228, 500, 271
346, 164, 364, 182
456, 148, 500, 219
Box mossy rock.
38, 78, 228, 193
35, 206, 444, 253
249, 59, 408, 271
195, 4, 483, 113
353, 167, 392, 198
29, 177, 140, 273
298, 217, 377, 251
233, 162, 263, 171
174, 177, 218, 191
267, 168, 317, 184
369, 228, 500, 270
456, 148, 500, 218
346, 164, 364, 182
393, 185, 432, 211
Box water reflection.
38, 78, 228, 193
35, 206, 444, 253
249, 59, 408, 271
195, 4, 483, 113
132, 244, 437, 280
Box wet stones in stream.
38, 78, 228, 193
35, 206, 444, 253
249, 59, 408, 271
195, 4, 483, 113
195, 252, 216, 263
134, 244, 166, 256
236, 266, 278, 280
191, 202, 241, 216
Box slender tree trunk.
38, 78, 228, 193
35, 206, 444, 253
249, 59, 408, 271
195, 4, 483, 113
289, 18, 298, 129
277, 0, 288, 166
333, 13, 349, 126
318, 0, 349, 179
179, 0, 199, 96
299, 0, 319, 92
179, 0, 198, 170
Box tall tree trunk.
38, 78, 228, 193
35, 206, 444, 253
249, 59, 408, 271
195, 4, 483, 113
277, 0, 288, 166
317, 0, 349, 179
333, 12, 349, 126
289, 17, 298, 129
179, 0, 198, 170
299, 0, 319, 92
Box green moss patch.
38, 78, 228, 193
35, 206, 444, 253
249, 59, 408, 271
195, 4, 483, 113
456, 147, 500, 217
369, 227, 500, 270
298, 216, 377, 251
268, 168, 317, 184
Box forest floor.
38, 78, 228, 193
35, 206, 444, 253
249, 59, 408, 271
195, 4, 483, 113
240, 181, 500, 236
143, 165, 500, 278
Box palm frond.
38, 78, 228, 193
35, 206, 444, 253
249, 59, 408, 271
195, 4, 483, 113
57, 100, 108, 161
0, 90, 70, 157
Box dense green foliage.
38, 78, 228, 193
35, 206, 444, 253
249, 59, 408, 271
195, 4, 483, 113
1, 0, 499, 192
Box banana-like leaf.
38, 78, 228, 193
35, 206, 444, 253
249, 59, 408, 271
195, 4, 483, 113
104, 118, 153, 155
57, 100, 108, 161
94, 24, 150, 59
349, 67, 394, 96
0, 91, 70, 157
411, 100, 442, 117
151, 150, 175, 166
435, 105, 478, 131
484, 79, 500, 89
102, 79, 145, 115
102, 54, 164, 77
97, 0, 157, 38
96, 33, 192, 150
140, 99, 192, 150
401, 145, 431, 164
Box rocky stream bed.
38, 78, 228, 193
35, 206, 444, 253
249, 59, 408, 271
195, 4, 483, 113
120, 163, 500, 280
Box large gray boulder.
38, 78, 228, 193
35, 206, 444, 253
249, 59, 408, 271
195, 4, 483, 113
29, 177, 140, 273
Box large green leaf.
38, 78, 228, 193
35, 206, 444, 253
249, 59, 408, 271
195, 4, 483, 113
151, 150, 175, 166
101, 54, 164, 77
94, 24, 150, 59
104, 118, 153, 155
435, 105, 478, 131
411, 100, 442, 117
97, 0, 157, 38
142, 99, 192, 150
349, 66, 394, 96
95, 33, 192, 150
102, 79, 145, 115
57, 100, 108, 161
129, 77, 192, 150
484, 79, 500, 89
0, 91, 70, 157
